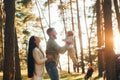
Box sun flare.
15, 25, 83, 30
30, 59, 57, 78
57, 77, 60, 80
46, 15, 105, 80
114, 35, 120, 54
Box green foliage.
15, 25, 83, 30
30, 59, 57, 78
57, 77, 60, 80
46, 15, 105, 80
15, 2, 36, 34
58, 3, 69, 10
23, 14, 35, 23
44, 0, 57, 7
16, 12, 25, 18
17, 0, 32, 7
22, 30, 30, 35
15, 1, 38, 70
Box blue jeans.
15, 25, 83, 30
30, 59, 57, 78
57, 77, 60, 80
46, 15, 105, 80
45, 62, 59, 80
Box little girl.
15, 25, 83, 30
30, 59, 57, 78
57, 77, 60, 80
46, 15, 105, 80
64, 31, 78, 66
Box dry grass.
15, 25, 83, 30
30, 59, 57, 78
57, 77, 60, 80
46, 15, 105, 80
0, 70, 103, 80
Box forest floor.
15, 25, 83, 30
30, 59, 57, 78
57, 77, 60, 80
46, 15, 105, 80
0, 70, 104, 80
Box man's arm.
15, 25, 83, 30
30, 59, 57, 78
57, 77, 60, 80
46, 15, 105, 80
52, 40, 67, 54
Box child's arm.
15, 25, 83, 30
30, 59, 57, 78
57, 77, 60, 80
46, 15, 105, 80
63, 38, 72, 45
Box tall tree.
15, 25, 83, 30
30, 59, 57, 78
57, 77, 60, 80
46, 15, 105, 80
83, 0, 93, 66
48, 0, 51, 27
3, 0, 15, 79
0, 2, 4, 71
69, 0, 79, 72
96, 0, 104, 77
35, 0, 47, 42
113, 0, 120, 33
15, 29, 21, 80
103, 0, 116, 79
59, 0, 69, 72
59, 0, 67, 33
76, 0, 85, 73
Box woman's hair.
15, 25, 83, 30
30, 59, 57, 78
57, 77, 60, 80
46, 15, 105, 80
27, 36, 37, 78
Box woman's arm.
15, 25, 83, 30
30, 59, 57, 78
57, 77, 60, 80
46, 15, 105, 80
33, 48, 47, 64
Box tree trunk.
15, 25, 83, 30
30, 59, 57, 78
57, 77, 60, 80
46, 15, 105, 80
15, 29, 21, 80
59, 0, 67, 34
35, 0, 47, 42
103, 0, 116, 79
70, 0, 79, 72
59, 0, 68, 71
83, 0, 93, 66
76, 0, 85, 73
0, 2, 3, 71
96, 0, 104, 77
113, 0, 120, 33
48, 0, 51, 27
3, 0, 15, 80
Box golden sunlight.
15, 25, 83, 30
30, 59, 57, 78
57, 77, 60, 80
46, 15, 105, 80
114, 35, 120, 54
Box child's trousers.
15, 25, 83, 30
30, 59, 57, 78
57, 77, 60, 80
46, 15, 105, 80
68, 48, 78, 65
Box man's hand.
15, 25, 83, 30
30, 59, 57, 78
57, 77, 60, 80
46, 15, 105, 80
46, 54, 53, 59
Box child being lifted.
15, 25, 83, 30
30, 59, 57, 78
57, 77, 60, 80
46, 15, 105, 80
63, 31, 79, 67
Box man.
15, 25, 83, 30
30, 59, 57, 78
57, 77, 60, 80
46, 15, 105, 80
45, 28, 67, 80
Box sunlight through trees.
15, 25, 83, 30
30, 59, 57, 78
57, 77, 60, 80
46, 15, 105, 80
0, 0, 120, 80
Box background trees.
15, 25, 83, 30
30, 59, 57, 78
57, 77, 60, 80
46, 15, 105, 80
0, 0, 120, 79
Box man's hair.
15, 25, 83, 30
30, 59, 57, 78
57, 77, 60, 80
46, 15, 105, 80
47, 28, 54, 35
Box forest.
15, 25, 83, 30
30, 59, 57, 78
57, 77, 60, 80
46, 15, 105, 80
0, 0, 120, 80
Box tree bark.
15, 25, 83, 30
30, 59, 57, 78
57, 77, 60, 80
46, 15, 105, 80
83, 0, 93, 66
76, 0, 85, 73
0, 2, 4, 71
59, 0, 68, 72
96, 0, 104, 77
59, 0, 67, 34
113, 0, 120, 33
3, 0, 15, 80
70, 0, 79, 72
15, 29, 21, 80
48, 0, 51, 27
103, 0, 116, 79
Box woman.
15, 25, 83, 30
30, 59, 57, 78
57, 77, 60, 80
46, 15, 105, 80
27, 36, 47, 80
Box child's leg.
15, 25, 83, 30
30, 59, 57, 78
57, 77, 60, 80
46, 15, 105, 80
68, 48, 78, 65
